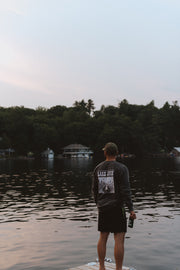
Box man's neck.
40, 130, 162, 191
106, 156, 116, 161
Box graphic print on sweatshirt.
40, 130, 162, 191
98, 170, 115, 194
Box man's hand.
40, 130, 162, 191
130, 211, 136, 219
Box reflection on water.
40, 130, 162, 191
0, 159, 94, 224
0, 157, 179, 270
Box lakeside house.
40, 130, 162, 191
41, 148, 54, 159
170, 147, 180, 157
0, 148, 15, 158
62, 144, 93, 158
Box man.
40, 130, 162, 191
92, 142, 136, 270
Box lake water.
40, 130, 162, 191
0, 157, 179, 270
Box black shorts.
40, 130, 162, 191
98, 206, 127, 233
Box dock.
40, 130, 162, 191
68, 262, 133, 270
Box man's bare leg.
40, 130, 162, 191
97, 232, 109, 270
114, 232, 125, 270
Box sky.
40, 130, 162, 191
0, 0, 180, 110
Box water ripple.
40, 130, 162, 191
0, 160, 180, 225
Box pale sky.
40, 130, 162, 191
0, 0, 180, 109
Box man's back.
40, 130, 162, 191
93, 160, 133, 212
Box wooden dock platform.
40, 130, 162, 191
68, 262, 132, 270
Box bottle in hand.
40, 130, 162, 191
128, 217, 134, 228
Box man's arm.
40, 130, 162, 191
120, 165, 134, 212
120, 165, 136, 219
92, 169, 98, 204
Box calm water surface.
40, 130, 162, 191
0, 157, 179, 270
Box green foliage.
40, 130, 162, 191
0, 100, 179, 156
73, 99, 95, 115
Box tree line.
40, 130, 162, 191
0, 99, 180, 157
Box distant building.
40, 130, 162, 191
27, 152, 34, 158
0, 148, 15, 158
41, 148, 54, 159
171, 147, 180, 157
62, 144, 93, 158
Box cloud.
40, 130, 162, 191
7, 7, 24, 16
0, 68, 53, 96
0, 1, 25, 16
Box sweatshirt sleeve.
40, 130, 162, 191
92, 168, 98, 204
119, 165, 134, 212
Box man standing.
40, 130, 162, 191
92, 142, 136, 270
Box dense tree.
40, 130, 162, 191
73, 99, 87, 112
0, 99, 179, 156
47, 105, 67, 117
86, 99, 95, 115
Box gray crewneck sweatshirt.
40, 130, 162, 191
92, 160, 134, 212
